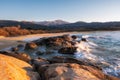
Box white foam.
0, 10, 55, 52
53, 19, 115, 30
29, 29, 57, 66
82, 35, 90, 38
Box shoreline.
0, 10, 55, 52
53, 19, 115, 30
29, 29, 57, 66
0, 30, 119, 50
0, 32, 78, 50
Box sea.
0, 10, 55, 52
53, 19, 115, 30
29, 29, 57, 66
73, 31, 120, 77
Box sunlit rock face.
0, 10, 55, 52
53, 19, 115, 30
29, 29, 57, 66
44, 63, 100, 80
0, 54, 40, 80
44, 63, 119, 80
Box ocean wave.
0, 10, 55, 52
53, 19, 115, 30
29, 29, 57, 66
73, 35, 120, 77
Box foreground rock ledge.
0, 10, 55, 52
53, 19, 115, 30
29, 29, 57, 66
44, 63, 119, 80
0, 54, 40, 80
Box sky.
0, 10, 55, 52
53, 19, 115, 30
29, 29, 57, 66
0, 0, 120, 22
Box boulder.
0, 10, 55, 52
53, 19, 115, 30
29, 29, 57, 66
17, 44, 24, 48
31, 57, 50, 80
35, 51, 44, 55
25, 42, 37, 50
81, 38, 87, 42
34, 35, 73, 50
31, 57, 49, 70
48, 56, 84, 64
71, 35, 77, 40
44, 63, 119, 80
0, 51, 31, 63
58, 47, 77, 54
18, 52, 31, 61
11, 47, 19, 52
48, 56, 104, 70
0, 54, 40, 80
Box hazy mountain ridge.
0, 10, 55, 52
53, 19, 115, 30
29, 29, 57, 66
0, 20, 120, 31
34, 20, 69, 26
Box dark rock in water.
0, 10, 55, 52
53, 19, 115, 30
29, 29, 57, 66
35, 51, 44, 55
11, 47, 19, 52
25, 42, 37, 50
71, 35, 77, 40
58, 47, 77, 54
17, 44, 24, 48
30, 35, 78, 55
61, 34, 72, 41
81, 38, 87, 42
34, 34, 73, 49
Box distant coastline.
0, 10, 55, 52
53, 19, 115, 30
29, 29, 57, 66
1, 20, 120, 36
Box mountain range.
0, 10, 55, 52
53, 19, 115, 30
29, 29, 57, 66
34, 20, 69, 26
0, 20, 120, 31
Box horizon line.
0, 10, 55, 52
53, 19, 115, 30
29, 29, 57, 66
1, 19, 120, 23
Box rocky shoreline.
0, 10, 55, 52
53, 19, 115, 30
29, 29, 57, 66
0, 34, 120, 80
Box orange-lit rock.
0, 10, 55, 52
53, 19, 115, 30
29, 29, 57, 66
0, 54, 40, 80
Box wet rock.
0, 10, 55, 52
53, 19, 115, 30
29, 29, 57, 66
48, 56, 103, 70
58, 47, 77, 54
11, 47, 19, 52
35, 51, 44, 55
31, 57, 49, 70
31, 57, 50, 80
17, 44, 24, 48
48, 56, 84, 65
34, 35, 73, 50
61, 34, 72, 41
81, 38, 87, 42
71, 35, 77, 40
44, 63, 119, 80
18, 52, 31, 61
25, 42, 37, 50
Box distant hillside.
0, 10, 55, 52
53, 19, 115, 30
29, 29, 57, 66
0, 20, 120, 36
35, 20, 69, 26
52, 21, 120, 31
0, 20, 47, 30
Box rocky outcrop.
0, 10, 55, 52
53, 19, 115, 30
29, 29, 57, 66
58, 47, 77, 54
34, 35, 73, 49
0, 51, 31, 63
44, 63, 100, 80
31, 58, 49, 80
43, 63, 119, 80
25, 42, 37, 50
11, 47, 19, 52
0, 54, 40, 80
1, 35, 120, 80
28, 56, 119, 80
